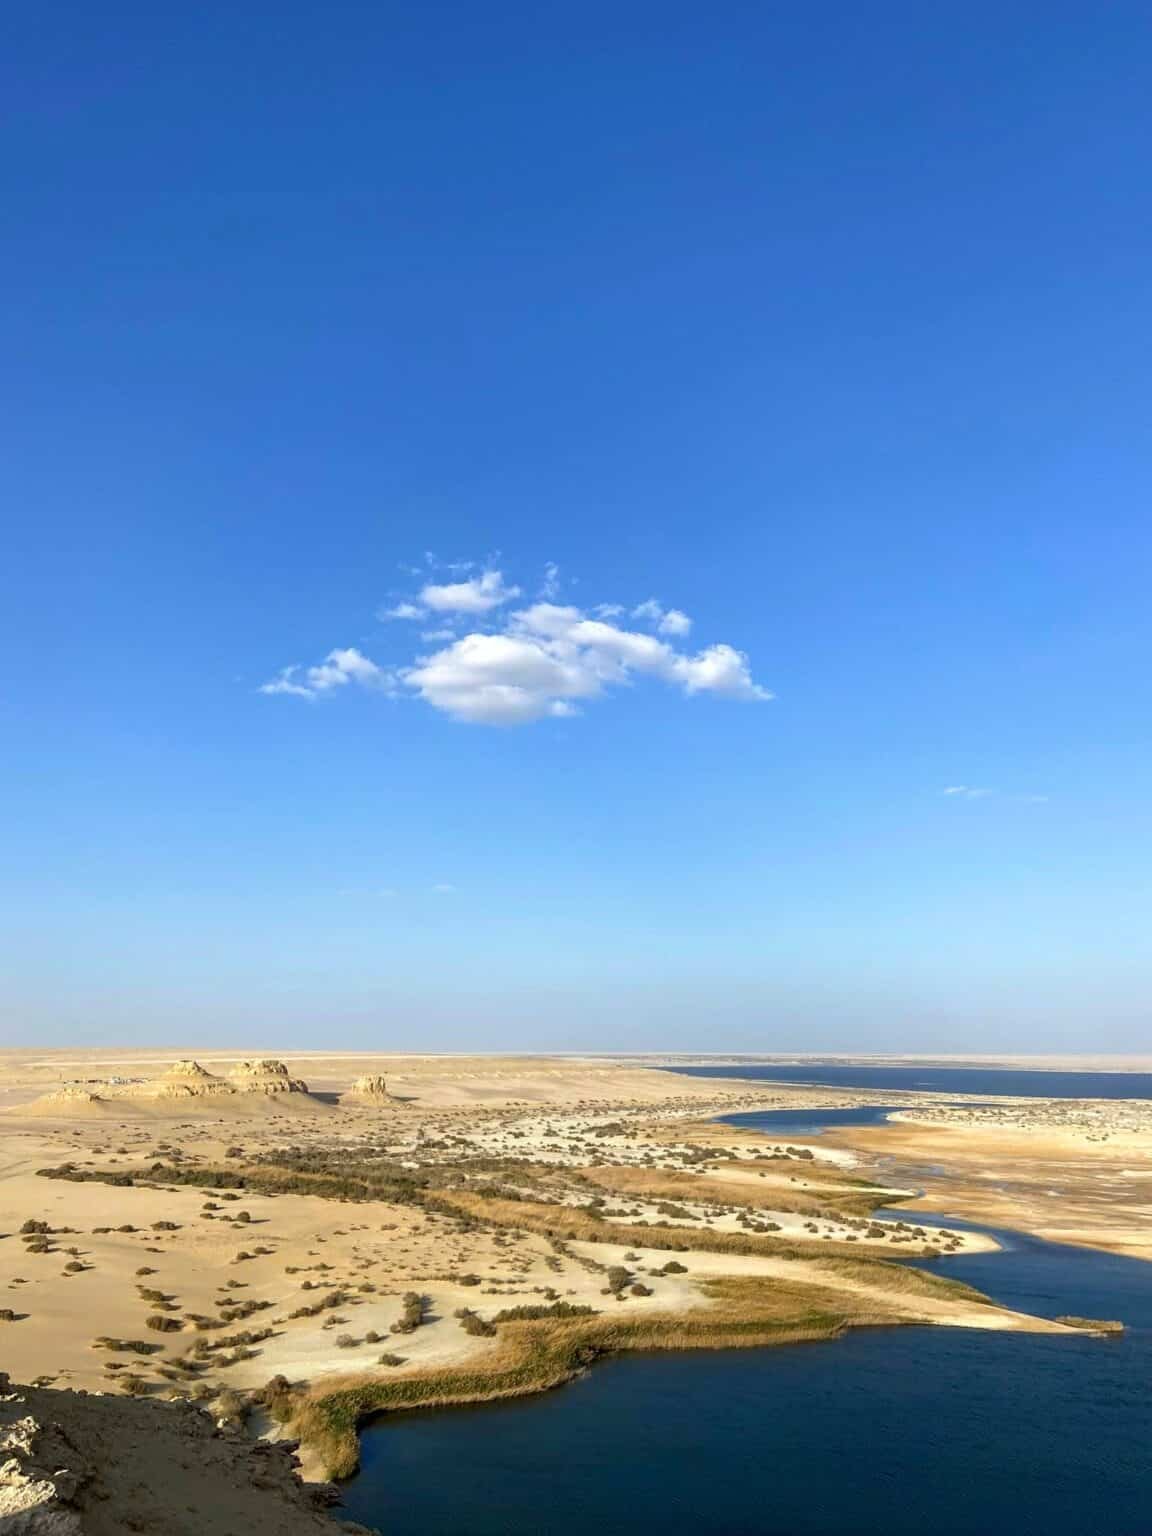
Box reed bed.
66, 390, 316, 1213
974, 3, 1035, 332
580, 1163, 888, 1221
433, 1188, 926, 1266
286, 1275, 906, 1479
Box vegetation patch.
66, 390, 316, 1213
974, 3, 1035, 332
1055, 1315, 1124, 1333
284, 1274, 918, 1480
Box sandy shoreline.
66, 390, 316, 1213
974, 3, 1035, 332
1, 1049, 1137, 1487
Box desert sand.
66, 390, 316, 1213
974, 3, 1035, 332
0, 1049, 1130, 1493
827, 1102, 1152, 1261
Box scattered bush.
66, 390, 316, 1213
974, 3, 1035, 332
390, 1292, 426, 1334
489, 1302, 597, 1323
454, 1308, 497, 1337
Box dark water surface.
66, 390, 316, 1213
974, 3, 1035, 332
672, 1062, 1152, 1099
342, 1103, 1152, 1536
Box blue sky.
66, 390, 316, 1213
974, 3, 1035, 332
4, 3, 1150, 1050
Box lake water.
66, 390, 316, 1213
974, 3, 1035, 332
671, 1062, 1152, 1099
341, 1101, 1151, 1536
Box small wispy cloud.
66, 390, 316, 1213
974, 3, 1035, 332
942, 786, 1050, 804
259, 648, 395, 700
259, 562, 768, 726
421, 570, 520, 615
430, 882, 457, 894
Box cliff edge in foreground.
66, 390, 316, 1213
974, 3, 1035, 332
0, 1375, 371, 1535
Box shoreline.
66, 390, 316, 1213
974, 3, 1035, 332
1, 1051, 1140, 1510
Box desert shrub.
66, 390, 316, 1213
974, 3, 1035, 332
455, 1308, 498, 1337
377, 1353, 406, 1366
253, 1375, 295, 1422
629, 1283, 653, 1297
213, 1389, 247, 1426
390, 1292, 426, 1334
91, 1337, 159, 1355
146, 1314, 184, 1333
218, 1299, 272, 1323
489, 1302, 597, 1323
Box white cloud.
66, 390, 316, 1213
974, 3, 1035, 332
259, 668, 317, 699
431, 882, 457, 894
258, 647, 393, 700
631, 598, 693, 637
540, 561, 561, 599
402, 601, 769, 723
404, 630, 597, 724
420, 569, 520, 614
669, 643, 766, 698
381, 601, 424, 621
942, 785, 1051, 804
658, 608, 692, 636
259, 566, 770, 726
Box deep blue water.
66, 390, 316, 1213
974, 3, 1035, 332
672, 1062, 1152, 1100
341, 1104, 1152, 1536
724, 1103, 903, 1133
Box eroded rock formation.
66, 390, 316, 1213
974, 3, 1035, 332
343, 1074, 391, 1104
26, 1060, 319, 1114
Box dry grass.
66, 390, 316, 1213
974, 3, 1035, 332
580, 1163, 883, 1220
813, 1256, 993, 1305
285, 1274, 909, 1479
433, 1188, 905, 1264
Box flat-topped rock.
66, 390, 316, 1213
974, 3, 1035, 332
21, 1058, 321, 1115
227, 1060, 311, 1094
343, 1074, 391, 1103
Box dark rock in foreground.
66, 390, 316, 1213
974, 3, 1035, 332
0, 1374, 372, 1534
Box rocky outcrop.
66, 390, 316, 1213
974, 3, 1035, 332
24, 1060, 322, 1116
0, 1375, 371, 1535
226, 1060, 312, 1095
342, 1075, 391, 1105
28, 1087, 104, 1109
137, 1062, 238, 1100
